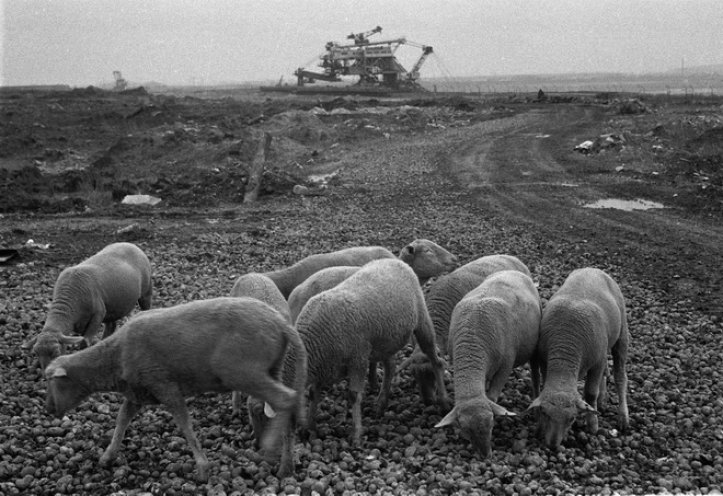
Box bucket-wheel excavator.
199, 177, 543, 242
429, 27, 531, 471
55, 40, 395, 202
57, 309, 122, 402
293, 26, 433, 91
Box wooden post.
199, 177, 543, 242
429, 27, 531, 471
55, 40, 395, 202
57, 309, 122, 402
243, 131, 272, 203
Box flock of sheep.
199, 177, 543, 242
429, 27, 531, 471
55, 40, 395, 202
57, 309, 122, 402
25, 240, 630, 482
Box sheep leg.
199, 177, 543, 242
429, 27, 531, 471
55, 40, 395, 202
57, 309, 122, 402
486, 365, 513, 403
102, 320, 117, 339
413, 321, 450, 410
82, 313, 105, 346
598, 362, 609, 409
375, 357, 395, 416
583, 366, 605, 433
612, 324, 630, 432
277, 426, 297, 478
306, 386, 320, 434
138, 290, 152, 310
100, 398, 141, 465
529, 353, 542, 399
367, 361, 379, 394
231, 391, 245, 416
164, 398, 209, 482
348, 366, 367, 446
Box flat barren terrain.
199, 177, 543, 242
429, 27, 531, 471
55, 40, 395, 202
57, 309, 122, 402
1, 87, 722, 495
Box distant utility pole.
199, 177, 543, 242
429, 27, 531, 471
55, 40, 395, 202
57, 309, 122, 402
681, 58, 685, 76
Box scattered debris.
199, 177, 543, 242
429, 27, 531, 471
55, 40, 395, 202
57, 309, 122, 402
574, 140, 595, 154
24, 239, 51, 250
574, 134, 626, 155
121, 194, 162, 206
114, 223, 142, 235
293, 184, 326, 196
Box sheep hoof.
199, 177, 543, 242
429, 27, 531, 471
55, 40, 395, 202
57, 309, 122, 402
99, 451, 116, 466
196, 461, 209, 482
618, 416, 630, 433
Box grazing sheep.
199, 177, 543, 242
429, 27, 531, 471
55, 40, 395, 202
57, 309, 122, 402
265, 239, 458, 299
264, 246, 396, 298
435, 270, 541, 457
287, 266, 360, 323
528, 267, 630, 448
248, 258, 448, 476
397, 238, 459, 285
401, 254, 531, 405
25, 242, 153, 370
229, 272, 292, 414
43, 297, 307, 482
297, 258, 448, 440
230, 272, 291, 324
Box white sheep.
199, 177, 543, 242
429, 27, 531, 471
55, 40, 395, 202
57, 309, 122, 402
401, 254, 531, 405
229, 272, 292, 414
25, 242, 153, 370
43, 297, 307, 482
264, 239, 458, 299
287, 266, 360, 323
434, 270, 541, 457
397, 238, 459, 285
264, 246, 395, 298
230, 272, 291, 324
528, 267, 630, 448
297, 258, 448, 440
248, 258, 449, 476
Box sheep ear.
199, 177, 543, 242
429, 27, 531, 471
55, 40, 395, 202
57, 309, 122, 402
434, 408, 458, 428
576, 398, 598, 414
490, 402, 517, 417
52, 367, 68, 378
59, 335, 85, 345
526, 396, 542, 412
399, 244, 415, 261
263, 402, 277, 418
21, 335, 38, 349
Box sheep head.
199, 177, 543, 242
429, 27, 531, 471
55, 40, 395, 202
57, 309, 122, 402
246, 396, 271, 449
399, 239, 458, 283
44, 363, 90, 418
398, 350, 445, 406
528, 391, 597, 448
33, 332, 85, 370
435, 399, 516, 457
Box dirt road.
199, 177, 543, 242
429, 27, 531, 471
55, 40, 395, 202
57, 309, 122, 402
421, 105, 722, 317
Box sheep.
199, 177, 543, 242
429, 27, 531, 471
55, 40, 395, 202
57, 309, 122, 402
401, 254, 531, 405
397, 238, 459, 285
285, 241, 460, 324
264, 239, 458, 299
248, 258, 448, 476
24, 242, 153, 370
230, 272, 291, 324
264, 246, 395, 298
434, 270, 541, 457
229, 272, 292, 414
43, 297, 307, 482
527, 267, 630, 448
287, 266, 360, 323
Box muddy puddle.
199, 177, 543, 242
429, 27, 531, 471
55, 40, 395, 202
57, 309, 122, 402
583, 198, 666, 211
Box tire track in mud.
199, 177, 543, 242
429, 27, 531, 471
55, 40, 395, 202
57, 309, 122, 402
435, 105, 723, 315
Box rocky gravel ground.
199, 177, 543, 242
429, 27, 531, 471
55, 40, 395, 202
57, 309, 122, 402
1, 100, 723, 495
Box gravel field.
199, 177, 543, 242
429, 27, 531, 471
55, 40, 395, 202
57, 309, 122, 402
1, 91, 722, 495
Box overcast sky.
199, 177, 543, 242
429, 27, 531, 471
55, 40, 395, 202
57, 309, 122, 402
1, 0, 722, 87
